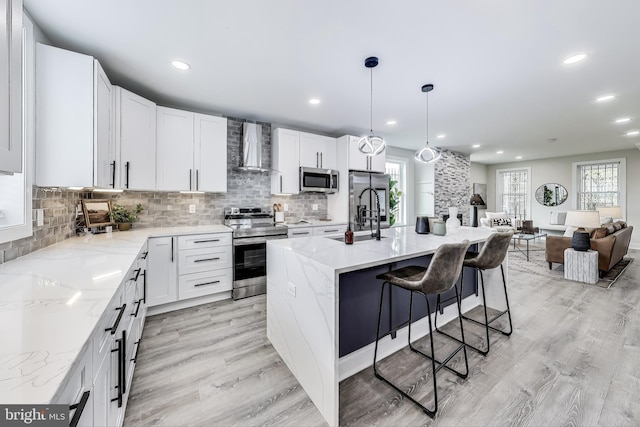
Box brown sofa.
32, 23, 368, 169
546, 221, 633, 275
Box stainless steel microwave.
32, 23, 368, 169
299, 167, 339, 193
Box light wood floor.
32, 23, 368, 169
124, 249, 640, 426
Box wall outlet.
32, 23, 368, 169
189, 204, 196, 213
287, 282, 296, 297
283, 203, 289, 212
36, 209, 44, 227
312, 204, 318, 211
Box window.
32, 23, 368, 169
0, 14, 33, 244
386, 159, 406, 226
574, 159, 626, 211
496, 167, 531, 219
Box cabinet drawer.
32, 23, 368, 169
288, 227, 313, 238
178, 268, 232, 300
178, 246, 231, 275
178, 233, 231, 250
313, 224, 346, 236
53, 343, 93, 427
93, 286, 125, 382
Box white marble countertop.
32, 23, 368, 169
268, 225, 495, 274
0, 225, 231, 404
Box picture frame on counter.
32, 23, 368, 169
82, 199, 114, 228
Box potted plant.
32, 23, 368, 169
389, 179, 403, 226
111, 203, 143, 231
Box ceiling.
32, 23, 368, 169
24, 0, 640, 164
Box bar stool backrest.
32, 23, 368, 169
466, 231, 513, 270
421, 240, 471, 294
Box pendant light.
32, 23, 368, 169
357, 56, 386, 156
415, 84, 441, 163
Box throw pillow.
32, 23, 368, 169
592, 227, 608, 239
485, 211, 507, 220
613, 222, 623, 231
492, 217, 512, 227
619, 221, 627, 228
606, 224, 616, 234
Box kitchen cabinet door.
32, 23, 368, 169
147, 237, 178, 307
94, 61, 114, 188
271, 128, 300, 194
369, 148, 386, 173
299, 132, 337, 169
116, 87, 156, 190
156, 106, 195, 191
194, 113, 227, 192
0, 0, 22, 174
348, 135, 386, 172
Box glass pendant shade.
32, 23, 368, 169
358, 56, 385, 156
415, 83, 441, 164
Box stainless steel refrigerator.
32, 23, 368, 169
349, 171, 390, 231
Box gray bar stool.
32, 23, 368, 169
435, 230, 513, 356
373, 240, 471, 418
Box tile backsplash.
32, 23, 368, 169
0, 117, 327, 263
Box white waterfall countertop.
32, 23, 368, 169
0, 225, 231, 404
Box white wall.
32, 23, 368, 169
470, 162, 488, 186
486, 148, 640, 249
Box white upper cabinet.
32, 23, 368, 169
156, 106, 227, 192
35, 43, 113, 187
271, 128, 300, 195
115, 87, 156, 190
347, 135, 386, 173
0, 0, 22, 174
194, 113, 227, 192
299, 132, 336, 169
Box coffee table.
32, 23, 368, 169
511, 232, 547, 261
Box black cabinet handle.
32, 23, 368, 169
171, 238, 174, 262
189, 169, 192, 191
323, 229, 339, 233
131, 340, 141, 363
196, 169, 199, 191
110, 337, 123, 407
280, 175, 283, 193
193, 257, 220, 263
320, 152, 323, 168
193, 239, 220, 244
140, 251, 148, 260
142, 270, 146, 304
105, 304, 126, 335
194, 280, 221, 287
69, 390, 90, 427
316, 152, 319, 168
110, 161, 116, 188
131, 268, 141, 282
131, 299, 142, 317
121, 330, 127, 395
125, 161, 130, 189
292, 232, 310, 235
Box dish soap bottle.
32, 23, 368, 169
345, 223, 354, 245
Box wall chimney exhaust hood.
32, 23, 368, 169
238, 122, 269, 172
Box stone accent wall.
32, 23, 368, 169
0, 187, 91, 264
434, 149, 471, 226
0, 117, 328, 263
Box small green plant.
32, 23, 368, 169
389, 179, 403, 226
111, 203, 143, 223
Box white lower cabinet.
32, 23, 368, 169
147, 232, 233, 310
288, 227, 313, 238
313, 224, 346, 236
53, 342, 93, 427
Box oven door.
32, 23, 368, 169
232, 235, 286, 300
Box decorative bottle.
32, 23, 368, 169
345, 223, 354, 245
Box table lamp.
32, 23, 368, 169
469, 194, 486, 227
565, 210, 600, 251
596, 206, 622, 220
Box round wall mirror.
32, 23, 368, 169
535, 183, 568, 206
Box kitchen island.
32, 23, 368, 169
266, 225, 507, 426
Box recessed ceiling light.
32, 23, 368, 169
436, 134, 446, 139
516, 156, 523, 160
615, 117, 631, 123
496, 150, 504, 154
309, 98, 321, 105
563, 53, 587, 64
626, 130, 639, 136
596, 94, 615, 102
171, 60, 191, 70
472, 144, 481, 148
386, 120, 397, 125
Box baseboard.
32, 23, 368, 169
629, 242, 640, 251
146, 291, 232, 316
338, 295, 480, 381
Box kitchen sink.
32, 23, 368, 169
329, 234, 387, 243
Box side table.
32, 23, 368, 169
564, 248, 599, 284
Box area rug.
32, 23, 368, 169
507, 240, 634, 289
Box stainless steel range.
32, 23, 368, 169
224, 207, 288, 300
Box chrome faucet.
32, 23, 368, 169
357, 187, 381, 240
